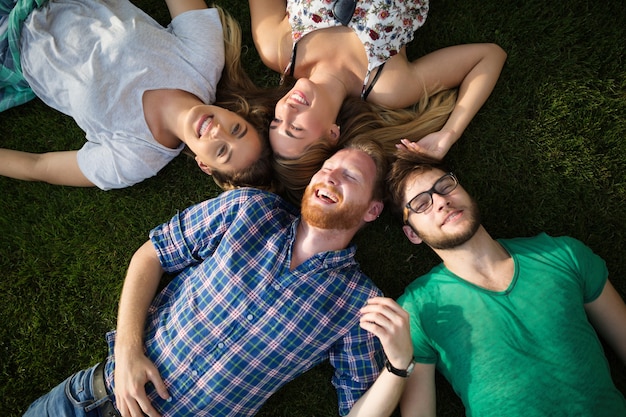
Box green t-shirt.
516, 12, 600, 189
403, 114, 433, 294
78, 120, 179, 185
398, 233, 626, 417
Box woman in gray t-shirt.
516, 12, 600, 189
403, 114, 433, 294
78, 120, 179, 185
0, 0, 275, 190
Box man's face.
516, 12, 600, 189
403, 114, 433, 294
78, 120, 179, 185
403, 169, 480, 249
301, 148, 378, 230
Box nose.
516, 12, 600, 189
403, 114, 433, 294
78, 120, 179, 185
432, 192, 450, 211
208, 122, 223, 140
323, 169, 340, 185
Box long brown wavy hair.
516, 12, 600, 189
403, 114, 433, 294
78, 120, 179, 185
273, 88, 458, 205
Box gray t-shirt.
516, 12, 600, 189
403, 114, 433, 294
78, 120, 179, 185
19, 0, 224, 189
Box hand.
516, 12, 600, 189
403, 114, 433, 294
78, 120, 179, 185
396, 129, 457, 161
114, 352, 170, 417
360, 297, 413, 370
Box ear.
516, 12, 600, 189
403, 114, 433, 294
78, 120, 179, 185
195, 157, 213, 176
402, 224, 423, 245
363, 200, 384, 223
329, 124, 341, 144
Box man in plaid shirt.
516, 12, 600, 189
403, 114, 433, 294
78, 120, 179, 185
25, 141, 414, 417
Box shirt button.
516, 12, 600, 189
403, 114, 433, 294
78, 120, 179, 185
273, 284, 280, 290
192, 370, 198, 377
218, 342, 224, 349
246, 314, 254, 321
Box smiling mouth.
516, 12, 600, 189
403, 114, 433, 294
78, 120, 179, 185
442, 210, 462, 225
288, 91, 309, 106
315, 188, 339, 203
197, 115, 213, 137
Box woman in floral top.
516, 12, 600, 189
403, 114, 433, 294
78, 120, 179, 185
250, 0, 507, 204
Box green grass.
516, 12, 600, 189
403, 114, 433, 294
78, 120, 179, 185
1, 0, 625, 415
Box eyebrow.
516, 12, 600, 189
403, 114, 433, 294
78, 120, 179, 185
237, 124, 249, 140
224, 124, 250, 165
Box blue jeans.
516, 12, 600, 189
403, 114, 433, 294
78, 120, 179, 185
23, 363, 116, 417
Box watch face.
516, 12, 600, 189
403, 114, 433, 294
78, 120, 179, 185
406, 361, 415, 376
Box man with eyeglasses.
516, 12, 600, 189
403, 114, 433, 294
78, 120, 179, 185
385, 151, 626, 416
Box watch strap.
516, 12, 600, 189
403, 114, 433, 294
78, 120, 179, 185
384, 357, 415, 378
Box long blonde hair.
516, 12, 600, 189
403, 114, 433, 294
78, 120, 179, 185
272, 89, 458, 205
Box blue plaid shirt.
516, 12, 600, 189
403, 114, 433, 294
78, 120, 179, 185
104, 188, 383, 416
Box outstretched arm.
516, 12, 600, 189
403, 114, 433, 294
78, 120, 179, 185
114, 241, 170, 417
585, 279, 626, 365
248, 0, 290, 72
389, 43, 507, 160
346, 297, 414, 417
0, 149, 94, 186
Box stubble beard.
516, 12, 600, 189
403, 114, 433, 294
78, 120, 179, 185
417, 198, 481, 250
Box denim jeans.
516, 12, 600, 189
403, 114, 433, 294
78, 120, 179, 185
23, 363, 115, 417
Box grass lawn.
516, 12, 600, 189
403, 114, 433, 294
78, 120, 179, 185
0, 0, 624, 415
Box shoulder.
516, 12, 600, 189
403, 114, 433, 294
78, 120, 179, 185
218, 187, 299, 217
499, 233, 593, 257
397, 264, 446, 307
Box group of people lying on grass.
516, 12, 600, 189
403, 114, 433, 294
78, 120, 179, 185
3, 0, 625, 416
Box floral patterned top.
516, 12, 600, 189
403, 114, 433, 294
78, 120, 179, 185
286, 0, 429, 94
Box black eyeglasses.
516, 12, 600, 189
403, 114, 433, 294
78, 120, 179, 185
403, 173, 458, 223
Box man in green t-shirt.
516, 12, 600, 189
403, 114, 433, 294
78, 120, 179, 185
385, 151, 626, 417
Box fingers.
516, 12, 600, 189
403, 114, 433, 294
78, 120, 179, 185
117, 388, 164, 417
149, 369, 171, 402
359, 297, 408, 340
360, 297, 408, 319
114, 356, 168, 417
398, 138, 420, 151
360, 297, 413, 368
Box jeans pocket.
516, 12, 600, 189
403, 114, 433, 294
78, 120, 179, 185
64, 367, 97, 408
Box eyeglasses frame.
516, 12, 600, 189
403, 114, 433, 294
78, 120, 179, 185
403, 172, 458, 224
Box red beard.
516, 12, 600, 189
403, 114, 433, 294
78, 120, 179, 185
300, 183, 369, 230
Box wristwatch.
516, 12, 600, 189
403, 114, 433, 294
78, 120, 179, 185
384, 357, 415, 378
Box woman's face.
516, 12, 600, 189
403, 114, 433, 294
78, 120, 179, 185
270, 79, 339, 158
183, 105, 262, 175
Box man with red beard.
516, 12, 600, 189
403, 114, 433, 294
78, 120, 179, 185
385, 151, 626, 417
24, 140, 414, 417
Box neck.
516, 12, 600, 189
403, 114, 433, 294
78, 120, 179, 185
308, 60, 363, 99
290, 220, 356, 270
292, 27, 367, 98
434, 227, 514, 291
143, 89, 201, 149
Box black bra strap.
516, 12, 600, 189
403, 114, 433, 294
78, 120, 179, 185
289, 43, 298, 77
362, 62, 386, 101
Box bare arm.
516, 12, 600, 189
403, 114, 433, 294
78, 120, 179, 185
346, 297, 414, 417
248, 0, 291, 72
114, 241, 170, 417
380, 43, 507, 160
0, 149, 94, 186
164, 0, 207, 19
584, 279, 626, 364
399, 363, 437, 417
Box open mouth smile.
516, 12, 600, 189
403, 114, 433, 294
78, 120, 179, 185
197, 115, 213, 137
315, 188, 339, 203
288, 91, 309, 106
442, 210, 462, 226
